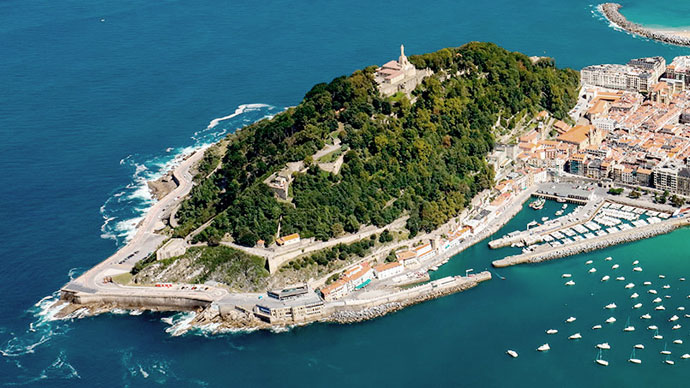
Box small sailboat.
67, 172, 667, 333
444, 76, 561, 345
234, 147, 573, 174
665, 295, 671, 299
633, 260, 639, 265
616, 276, 625, 281
597, 342, 611, 350
585, 260, 593, 265
661, 343, 671, 355
565, 280, 575, 286
629, 348, 642, 364
648, 325, 658, 330
633, 267, 643, 272
633, 303, 642, 309
595, 349, 609, 366
648, 289, 657, 294
562, 273, 572, 278
643, 281, 652, 286
541, 216, 549, 222
680, 277, 686, 282
686, 314, 690, 318
656, 305, 666, 311
506, 349, 518, 358
631, 293, 639, 299
605, 317, 616, 324
569, 333, 582, 340
589, 268, 597, 273
634, 344, 645, 349
653, 329, 663, 340
537, 343, 550, 352
555, 210, 563, 216
678, 307, 685, 311
674, 339, 683, 344
592, 324, 602, 330
601, 275, 610, 282
605, 303, 617, 309
681, 354, 690, 359
659, 275, 666, 279
653, 297, 662, 303
665, 359, 675, 365
612, 264, 619, 269
625, 283, 635, 289
566, 316, 576, 323
623, 317, 634, 331
640, 313, 651, 319
669, 315, 679, 322
546, 329, 558, 334
663, 284, 671, 289
672, 324, 681, 330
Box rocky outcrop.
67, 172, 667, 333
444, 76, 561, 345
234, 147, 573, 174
601, 3, 690, 47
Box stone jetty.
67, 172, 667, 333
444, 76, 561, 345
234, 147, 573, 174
493, 217, 689, 268
601, 3, 690, 47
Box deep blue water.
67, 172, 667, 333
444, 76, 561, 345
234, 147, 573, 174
2, 1, 690, 386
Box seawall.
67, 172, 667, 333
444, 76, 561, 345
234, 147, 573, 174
493, 217, 689, 268
600, 3, 690, 47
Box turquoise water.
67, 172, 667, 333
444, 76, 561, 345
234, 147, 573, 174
2, 0, 690, 386
618, 0, 690, 29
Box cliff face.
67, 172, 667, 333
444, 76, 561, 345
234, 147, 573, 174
601, 3, 690, 47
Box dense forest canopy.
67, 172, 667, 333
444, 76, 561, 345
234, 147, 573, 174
174, 42, 580, 246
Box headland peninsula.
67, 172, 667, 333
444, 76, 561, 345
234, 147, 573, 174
57, 41, 690, 334
600, 3, 690, 47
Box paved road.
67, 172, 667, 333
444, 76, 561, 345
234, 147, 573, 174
62, 147, 228, 302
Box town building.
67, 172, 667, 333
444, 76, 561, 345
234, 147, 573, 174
255, 291, 325, 324
373, 262, 404, 280
276, 233, 300, 246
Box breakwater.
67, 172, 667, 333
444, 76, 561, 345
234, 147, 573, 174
493, 217, 689, 267
600, 3, 690, 47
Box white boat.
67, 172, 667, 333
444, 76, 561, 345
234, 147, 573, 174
625, 283, 635, 289
605, 256, 612, 261
643, 281, 652, 286
631, 293, 639, 299
659, 274, 666, 279
537, 343, 550, 352
562, 204, 568, 209
612, 264, 619, 269
670, 315, 679, 322
601, 275, 610, 282
585, 260, 593, 265
656, 305, 666, 311
546, 329, 558, 334
682, 354, 690, 359
561, 273, 572, 278
648, 289, 657, 294
678, 307, 685, 311
566, 317, 576, 323
634, 344, 645, 349
661, 351, 672, 355
665, 295, 671, 299
430, 266, 439, 271
655, 335, 663, 340
597, 343, 611, 350
653, 297, 662, 303
555, 210, 563, 216
616, 276, 625, 281
640, 314, 651, 319
624, 326, 635, 332
592, 324, 602, 330
569, 333, 582, 340
605, 317, 616, 323
589, 268, 597, 273
648, 325, 658, 330
633, 260, 639, 265
663, 285, 670, 289
633, 267, 643, 272
527, 220, 538, 228
665, 360, 675, 365
565, 280, 575, 286
680, 277, 686, 282
506, 350, 518, 358
633, 303, 642, 309
674, 339, 683, 344
673, 324, 681, 330
605, 303, 617, 309
541, 216, 549, 222
629, 358, 642, 364
596, 359, 609, 366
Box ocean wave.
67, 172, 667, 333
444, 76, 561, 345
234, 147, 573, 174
99, 103, 283, 248
162, 312, 196, 337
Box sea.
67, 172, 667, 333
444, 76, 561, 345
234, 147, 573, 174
1, 0, 690, 386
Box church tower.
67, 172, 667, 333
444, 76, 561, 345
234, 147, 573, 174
398, 44, 410, 67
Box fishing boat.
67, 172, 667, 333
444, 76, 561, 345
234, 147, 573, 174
569, 333, 582, 340
537, 343, 550, 352
629, 348, 642, 364
506, 350, 518, 358
529, 198, 545, 210
601, 275, 610, 282
546, 329, 558, 334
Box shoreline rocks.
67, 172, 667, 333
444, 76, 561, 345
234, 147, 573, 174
600, 3, 690, 47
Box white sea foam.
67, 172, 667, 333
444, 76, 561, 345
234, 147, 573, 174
206, 103, 270, 129
163, 312, 196, 337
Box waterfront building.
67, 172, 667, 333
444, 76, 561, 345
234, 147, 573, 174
581, 57, 665, 92
636, 167, 653, 186
255, 292, 325, 324
568, 153, 587, 175
319, 262, 374, 301
268, 284, 309, 300
677, 168, 690, 196
413, 243, 434, 262
396, 250, 420, 268
276, 233, 300, 246
664, 56, 690, 86
654, 163, 680, 192
373, 262, 404, 280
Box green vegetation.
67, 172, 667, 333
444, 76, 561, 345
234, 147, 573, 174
629, 190, 641, 199
112, 272, 132, 285
670, 194, 685, 208
133, 246, 269, 291
286, 236, 377, 270
608, 187, 624, 195
174, 42, 579, 246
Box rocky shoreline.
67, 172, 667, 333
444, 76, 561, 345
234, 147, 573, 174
600, 3, 690, 47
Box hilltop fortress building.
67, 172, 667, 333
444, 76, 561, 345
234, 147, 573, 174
375, 45, 432, 97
